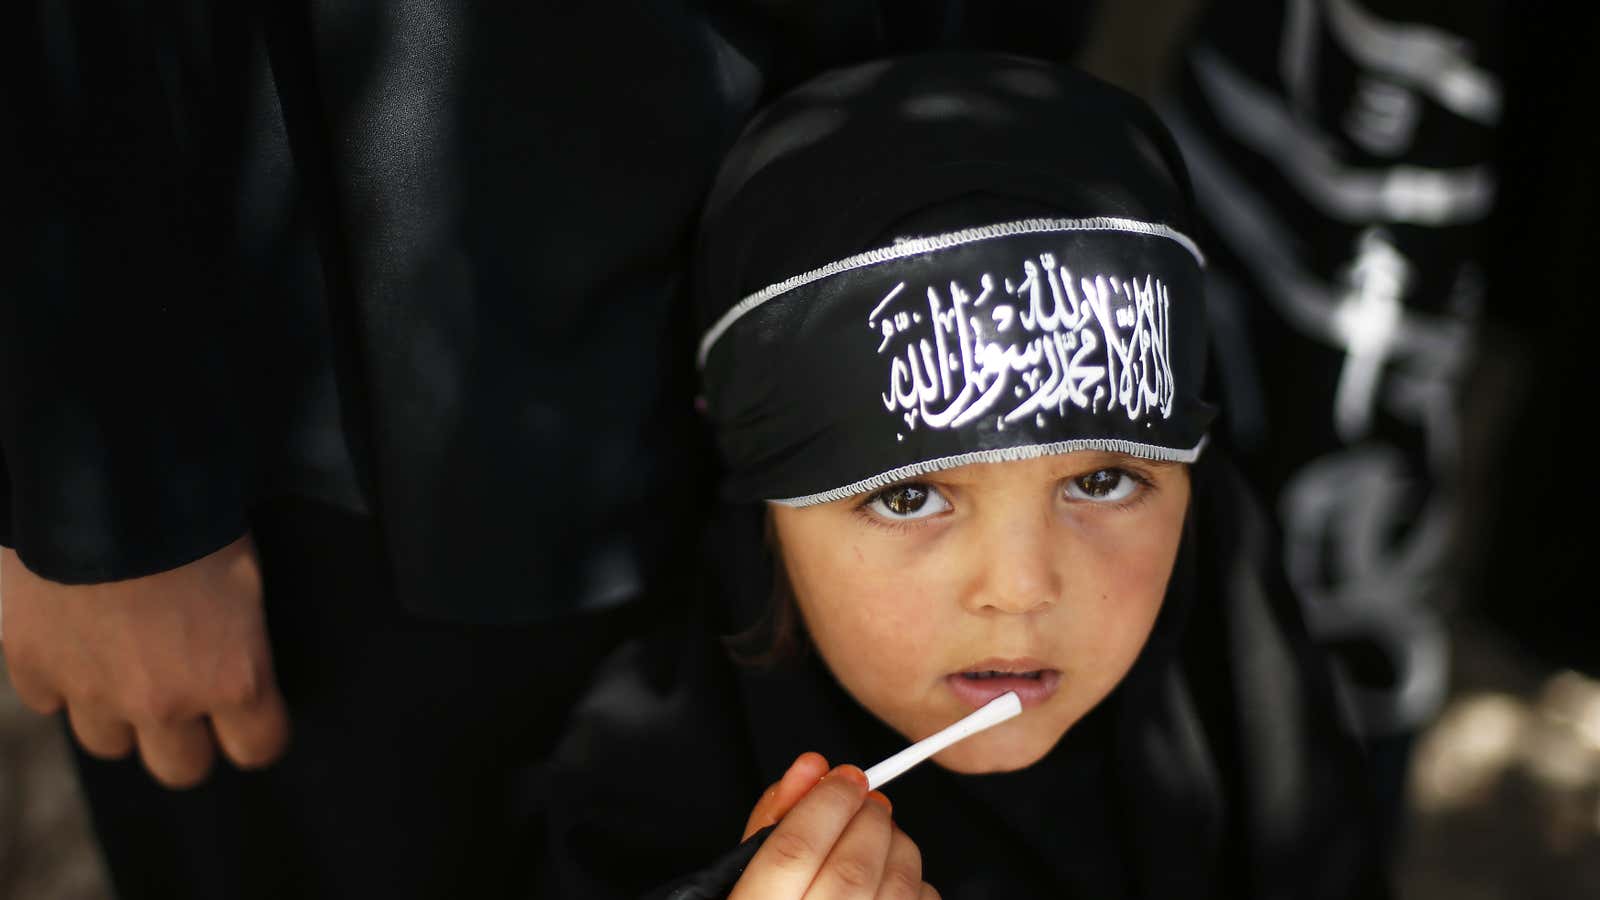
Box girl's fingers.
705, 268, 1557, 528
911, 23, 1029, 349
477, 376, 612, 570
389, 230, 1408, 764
873, 826, 924, 900
803, 793, 895, 899
743, 751, 831, 840
730, 765, 869, 900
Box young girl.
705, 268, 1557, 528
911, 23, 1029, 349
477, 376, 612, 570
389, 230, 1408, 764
536, 53, 1386, 899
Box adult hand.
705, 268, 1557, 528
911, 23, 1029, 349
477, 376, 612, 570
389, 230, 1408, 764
0, 534, 289, 788
731, 752, 939, 900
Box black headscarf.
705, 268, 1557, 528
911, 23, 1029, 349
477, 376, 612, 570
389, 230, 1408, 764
695, 52, 1215, 507
537, 53, 1386, 900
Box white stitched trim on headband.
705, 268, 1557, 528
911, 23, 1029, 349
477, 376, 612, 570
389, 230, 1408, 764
769, 435, 1209, 507
697, 216, 1205, 368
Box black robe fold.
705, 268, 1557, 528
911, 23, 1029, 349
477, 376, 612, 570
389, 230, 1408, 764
3, 2, 1104, 622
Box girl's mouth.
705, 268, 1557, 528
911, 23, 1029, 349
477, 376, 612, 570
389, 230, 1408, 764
946, 661, 1060, 709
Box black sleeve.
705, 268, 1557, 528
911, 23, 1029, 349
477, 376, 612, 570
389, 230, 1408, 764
535, 620, 765, 899
1, 3, 256, 579
0, 446, 12, 547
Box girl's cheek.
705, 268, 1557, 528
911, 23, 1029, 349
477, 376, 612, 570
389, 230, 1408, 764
823, 587, 931, 650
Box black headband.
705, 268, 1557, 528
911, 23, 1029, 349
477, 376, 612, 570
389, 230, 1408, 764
701, 217, 1211, 504
695, 54, 1215, 504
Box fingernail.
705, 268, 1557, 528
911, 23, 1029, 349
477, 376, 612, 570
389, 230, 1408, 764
867, 790, 892, 813
831, 765, 869, 789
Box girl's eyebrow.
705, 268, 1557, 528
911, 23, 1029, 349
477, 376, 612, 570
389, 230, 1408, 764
1055, 453, 1183, 471
1135, 457, 1184, 470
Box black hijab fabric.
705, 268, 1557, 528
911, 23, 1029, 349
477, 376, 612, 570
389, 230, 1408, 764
537, 459, 1385, 899
537, 54, 1385, 900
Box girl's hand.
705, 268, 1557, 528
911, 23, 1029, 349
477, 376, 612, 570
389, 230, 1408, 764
731, 753, 939, 899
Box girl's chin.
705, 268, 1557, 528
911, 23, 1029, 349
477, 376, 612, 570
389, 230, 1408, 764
928, 727, 1058, 775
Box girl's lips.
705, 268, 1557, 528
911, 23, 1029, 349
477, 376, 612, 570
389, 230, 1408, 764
945, 668, 1061, 710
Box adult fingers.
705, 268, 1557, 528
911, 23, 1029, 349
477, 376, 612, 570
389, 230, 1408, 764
918, 885, 941, 900
804, 793, 895, 899
744, 751, 832, 841
730, 765, 869, 900
873, 826, 924, 900
65, 703, 136, 760
3, 660, 63, 716
134, 717, 217, 789
210, 680, 292, 771
0, 582, 63, 717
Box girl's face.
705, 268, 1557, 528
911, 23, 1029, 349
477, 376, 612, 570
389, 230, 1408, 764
771, 451, 1189, 773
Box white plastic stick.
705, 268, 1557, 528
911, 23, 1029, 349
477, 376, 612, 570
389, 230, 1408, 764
862, 691, 1023, 791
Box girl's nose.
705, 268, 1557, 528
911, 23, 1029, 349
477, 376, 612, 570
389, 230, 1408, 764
961, 518, 1061, 616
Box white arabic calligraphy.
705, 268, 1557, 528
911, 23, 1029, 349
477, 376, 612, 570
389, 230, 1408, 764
870, 254, 1177, 436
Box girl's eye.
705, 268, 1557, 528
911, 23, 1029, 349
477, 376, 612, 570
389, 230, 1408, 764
864, 483, 951, 521
1063, 468, 1140, 503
